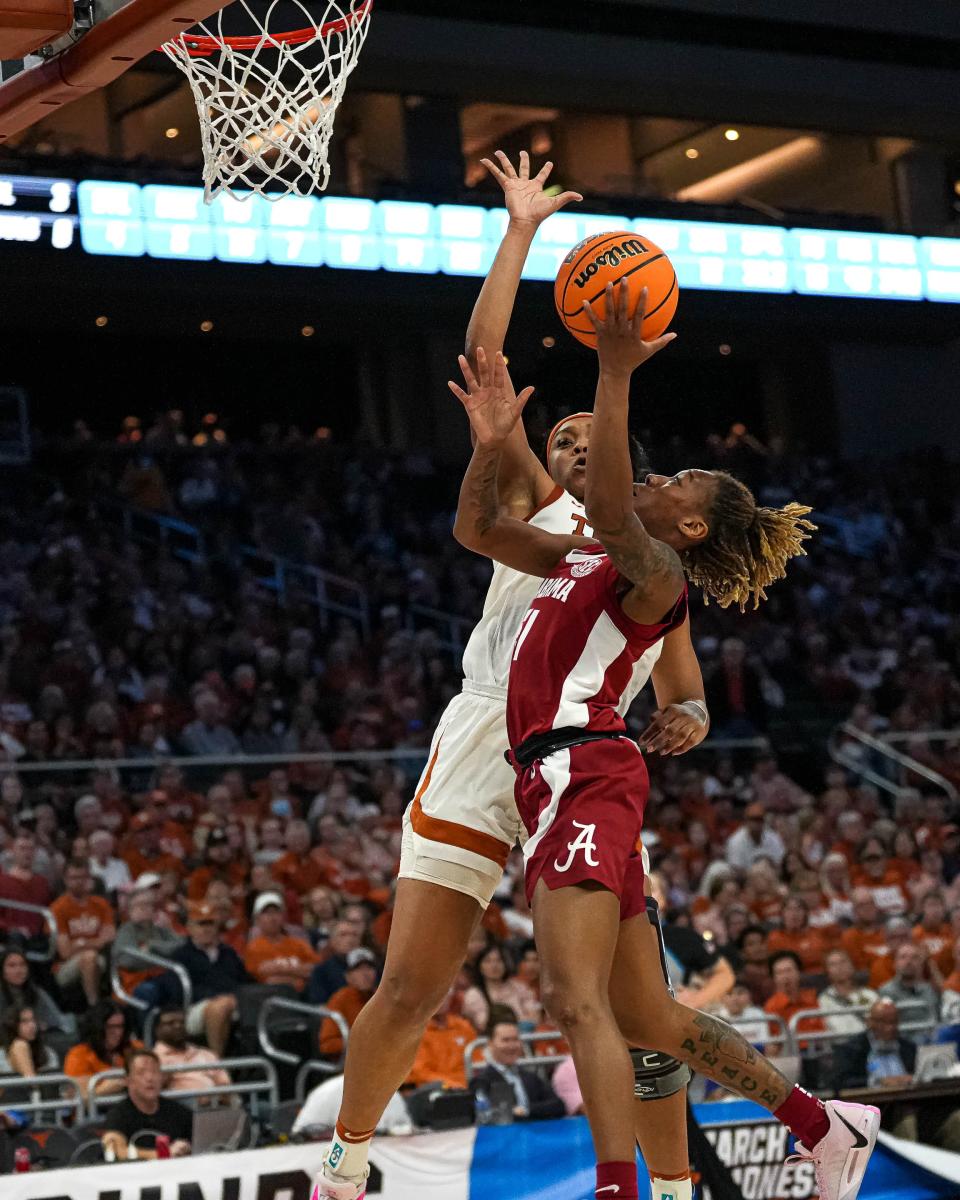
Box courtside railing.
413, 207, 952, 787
828, 722, 957, 807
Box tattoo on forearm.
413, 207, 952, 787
467, 448, 501, 536
678, 1011, 790, 1109
598, 520, 683, 593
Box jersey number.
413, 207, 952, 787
512, 609, 540, 661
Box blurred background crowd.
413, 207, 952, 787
0, 411, 956, 1165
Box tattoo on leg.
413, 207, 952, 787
677, 1011, 790, 1109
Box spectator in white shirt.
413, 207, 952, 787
818, 948, 877, 1036
725, 803, 785, 873
720, 981, 768, 1045
88, 831, 132, 894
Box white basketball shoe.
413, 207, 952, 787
786, 1099, 880, 1200
310, 1156, 369, 1200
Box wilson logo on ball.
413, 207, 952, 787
572, 238, 649, 290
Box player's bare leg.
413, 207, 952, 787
318, 878, 480, 1199
534, 879, 641, 1199
634, 1089, 691, 1200
610, 915, 880, 1200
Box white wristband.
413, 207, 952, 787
676, 699, 708, 725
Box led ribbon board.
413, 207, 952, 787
3, 174, 959, 302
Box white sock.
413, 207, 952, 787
650, 1173, 693, 1200
326, 1125, 372, 1179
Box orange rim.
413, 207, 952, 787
172, 0, 370, 56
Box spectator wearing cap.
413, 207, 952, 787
318, 947, 379, 1057
878, 943, 941, 1040
180, 690, 241, 758
152, 1006, 233, 1102
122, 811, 185, 882
767, 896, 828, 974
244, 893, 319, 992
866, 917, 915, 989
114, 877, 184, 1006
306, 920, 363, 1004
171, 901, 249, 1058
272, 820, 327, 896
0, 830, 52, 941
724, 803, 785, 873
50, 858, 116, 1006
841, 889, 888, 972
818, 948, 878, 1036
763, 951, 824, 1051
186, 827, 247, 901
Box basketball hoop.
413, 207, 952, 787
161, 0, 372, 202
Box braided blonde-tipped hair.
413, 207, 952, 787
681, 471, 816, 611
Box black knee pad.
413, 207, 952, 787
630, 1047, 691, 1100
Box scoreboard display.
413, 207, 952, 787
2, 172, 959, 303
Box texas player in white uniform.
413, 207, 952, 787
317, 156, 707, 1200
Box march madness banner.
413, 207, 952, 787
7, 1103, 960, 1200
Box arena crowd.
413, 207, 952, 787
0, 410, 956, 1163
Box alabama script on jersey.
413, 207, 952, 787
460, 484, 667, 707
506, 543, 688, 749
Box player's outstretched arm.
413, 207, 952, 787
464, 151, 582, 517
451, 348, 587, 576
582, 281, 682, 621
639, 614, 710, 756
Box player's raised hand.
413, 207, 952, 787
449, 348, 534, 447
479, 150, 583, 228
583, 281, 677, 377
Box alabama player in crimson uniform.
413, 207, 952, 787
317, 160, 709, 1200
447, 287, 879, 1200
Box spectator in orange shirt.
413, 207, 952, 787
272, 820, 326, 896
767, 896, 828, 974
186, 828, 247, 901
63, 1000, 137, 1101
869, 917, 923, 989
318, 948, 379, 1057
122, 812, 184, 882
841, 889, 888, 971
853, 837, 909, 916
113, 879, 183, 1003
406, 989, 477, 1090
913, 892, 953, 972
51, 858, 116, 1005
243, 893, 319, 992
829, 810, 867, 866
744, 859, 787, 924
764, 951, 824, 1051
791, 871, 842, 943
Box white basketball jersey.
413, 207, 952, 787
460, 485, 664, 699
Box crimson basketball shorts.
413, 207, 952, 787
514, 737, 649, 922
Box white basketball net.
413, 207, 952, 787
162, 0, 371, 202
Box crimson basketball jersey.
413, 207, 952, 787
506, 544, 688, 749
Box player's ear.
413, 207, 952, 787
677, 514, 708, 544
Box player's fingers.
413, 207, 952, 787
516, 386, 536, 410
533, 160, 553, 185
518, 149, 530, 179
617, 278, 630, 324
476, 346, 492, 388
495, 149, 518, 178
493, 350, 506, 389
582, 298, 602, 331
632, 285, 648, 332
479, 157, 507, 184
448, 381, 469, 404
637, 711, 670, 745
669, 729, 704, 757
648, 332, 678, 356
458, 353, 479, 391
551, 189, 584, 211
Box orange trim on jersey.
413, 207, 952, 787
410, 739, 511, 869
523, 482, 564, 523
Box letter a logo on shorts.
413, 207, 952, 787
554, 821, 599, 872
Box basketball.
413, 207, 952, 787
554, 231, 679, 348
